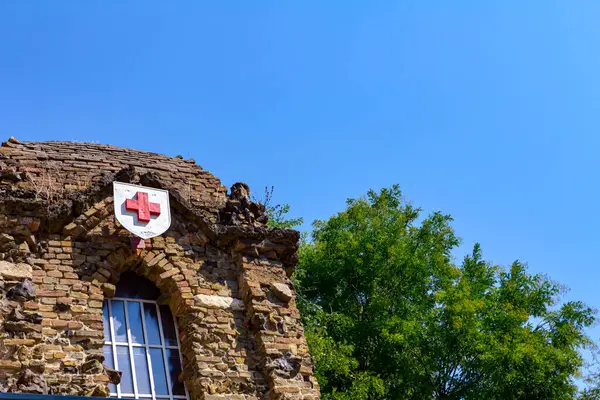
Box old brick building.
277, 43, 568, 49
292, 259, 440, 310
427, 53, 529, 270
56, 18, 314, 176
0, 137, 319, 400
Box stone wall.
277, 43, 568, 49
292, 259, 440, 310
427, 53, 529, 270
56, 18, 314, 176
0, 138, 320, 399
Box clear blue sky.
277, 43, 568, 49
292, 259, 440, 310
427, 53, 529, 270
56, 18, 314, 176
1, 2, 600, 340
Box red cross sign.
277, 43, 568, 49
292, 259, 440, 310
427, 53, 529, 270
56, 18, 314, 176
114, 182, 171, 240
125, 191, 161, 223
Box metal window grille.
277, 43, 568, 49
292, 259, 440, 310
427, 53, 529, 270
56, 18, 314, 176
103, 297, 189, 400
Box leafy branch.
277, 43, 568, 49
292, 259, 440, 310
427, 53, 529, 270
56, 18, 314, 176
255, 186, 303, 230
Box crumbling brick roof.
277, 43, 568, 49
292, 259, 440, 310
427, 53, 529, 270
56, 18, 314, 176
0, 137, 227, 213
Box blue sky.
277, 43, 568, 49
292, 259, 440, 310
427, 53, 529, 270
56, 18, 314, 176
2, 1, 600, 343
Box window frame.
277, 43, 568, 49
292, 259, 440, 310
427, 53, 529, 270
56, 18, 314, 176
104, 296, 189, 400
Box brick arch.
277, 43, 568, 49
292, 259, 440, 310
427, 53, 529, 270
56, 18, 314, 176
84, 246, 195, 318
64, 194, 205, 319
91, 249, 198, 399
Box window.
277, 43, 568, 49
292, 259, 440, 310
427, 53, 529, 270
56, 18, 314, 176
102, 272, 188, 400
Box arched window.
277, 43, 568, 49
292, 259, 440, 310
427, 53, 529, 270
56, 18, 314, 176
102, 272, 188, 400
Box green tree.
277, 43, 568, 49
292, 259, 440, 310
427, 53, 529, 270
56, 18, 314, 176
295, 185, 596, 399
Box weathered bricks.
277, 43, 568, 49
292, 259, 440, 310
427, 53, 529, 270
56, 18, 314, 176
0, 139, 319, 399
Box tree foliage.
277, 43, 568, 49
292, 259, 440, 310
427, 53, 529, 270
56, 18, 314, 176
295, 185, 596, 399
259, 186, 304, 230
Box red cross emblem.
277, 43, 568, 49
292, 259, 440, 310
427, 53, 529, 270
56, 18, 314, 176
125, 192, 161, 223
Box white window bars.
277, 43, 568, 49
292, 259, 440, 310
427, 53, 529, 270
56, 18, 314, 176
103, 297, 189, 400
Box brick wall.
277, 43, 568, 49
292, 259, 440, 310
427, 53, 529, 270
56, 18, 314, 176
0, 138, 320, 400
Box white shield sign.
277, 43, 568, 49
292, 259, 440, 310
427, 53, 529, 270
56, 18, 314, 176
113, 182, 171, 239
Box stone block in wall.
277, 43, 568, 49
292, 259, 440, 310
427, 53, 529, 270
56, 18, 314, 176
270, 283, 293, 303
0, 261, 32, 280
195, 294, 245, 311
